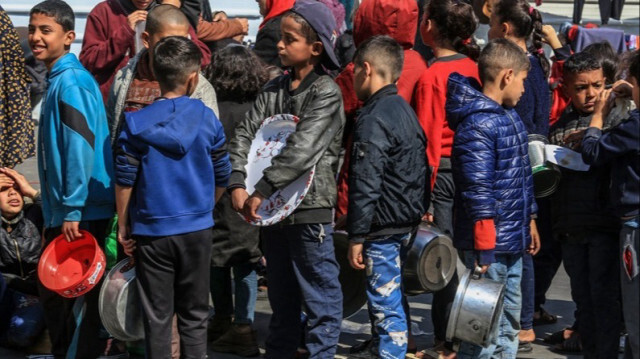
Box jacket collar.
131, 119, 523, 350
364, 84, 397, 106
289, 66, 324, 96
48, 53, 80, 80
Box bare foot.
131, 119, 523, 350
519, 328, 536, 342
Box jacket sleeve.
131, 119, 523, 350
79, 6, 134, 74
114, 120, 141, 188
210, 115, 231, 188
189, 26, 211, 68
57, 85, 103, 221
581, 118, 640, 165
254, 85, 344, 198
346, 114, 392, 237
415, 76, 444, 188
196, 17, 245, 42
194, 74, 219, 118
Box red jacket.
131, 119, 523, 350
334, 0, 426, 219
414, 55, 479, 188
80, 0, 211, 104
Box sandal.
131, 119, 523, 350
518, 341, 533, 353
533, 307, 558, 326
551, 331, 582, 353
544, 328, 573, 344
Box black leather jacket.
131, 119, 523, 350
1, 198, 43, 295
228, 68, 345, 224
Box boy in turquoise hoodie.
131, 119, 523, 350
28, 1, 116, 358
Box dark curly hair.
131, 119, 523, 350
204, 45, 269, 103
424, 0, 480, 61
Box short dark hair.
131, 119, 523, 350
152, 36, 201, 91
478, 38, 530, 84
563, 52, 602, 79
204, 45, 269, 103
282, 11, 319, 44
146, 4, 190, 35
629, 50, 640, 83
581, 42, 618, 84
353, 35, 404, 83
30, 0, 75, 32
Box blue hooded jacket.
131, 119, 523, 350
446, 73, 537, 263
115, 96, 231, 237
37, 53, 114, 228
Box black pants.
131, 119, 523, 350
135, 228, 212, 359
562, 231, 621, 359
533, 199, 562, 312
38, 219, 110, 359
573, 0, 625, 24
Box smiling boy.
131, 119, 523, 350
28, 1, 116, 358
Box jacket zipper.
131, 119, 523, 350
11, 237, 25, 279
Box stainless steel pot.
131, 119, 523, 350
98, 258, 145, 341
403, 223, 457, 295
334, 231, 368, 319
446, 267, 505, 348
528, 134, 561, 198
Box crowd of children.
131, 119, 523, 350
0, 0, 638, 358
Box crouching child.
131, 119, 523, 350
115, 36, 231, 359
445, 38, 540, 358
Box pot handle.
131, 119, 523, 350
472, 266, 483, 280
120, 257, 136, 273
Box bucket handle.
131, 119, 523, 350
472, 266, 484, 280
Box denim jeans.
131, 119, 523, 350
363, 233, 412, 359
457, 251, 523, 359
210, 263, 257, 324
261, 223, 342, 359
621, 217, 639, 359
561, 231, 621, 359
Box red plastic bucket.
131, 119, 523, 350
38, 230, 106, 298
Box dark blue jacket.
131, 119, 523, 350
115, 96, 231, 236
346, 85, 429, 239
514, 55, 550, 136
582, 110, 640, 218
446, 73, 537, 263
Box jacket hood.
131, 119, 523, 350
353, 0, 418, 49
446, 73, 504, 131
48, 53, 85, 79
125, 96, 206, 155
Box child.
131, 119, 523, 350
28, 1, 116, 357
549, 51, 624, 358
581, 49, 640, 359
79, 0, 210, 103
115, 35, 231, 359
445, 38, 539, 358
346, 35, 429, 359
106, 4, 219, 143
0, 168, 44, 349
203, 44, 268, 355
414, 1, 480, 352
227, 1, 344, 357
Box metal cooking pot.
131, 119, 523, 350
334, 231, 368, 319
528, 134, 561, 198
446, 267, 505, 348
403, 223, 457, 295
98, 258, 145, 341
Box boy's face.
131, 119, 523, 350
563, 69, 605, 114
0, 184, 24, 219
277, 16, 322, 68
132, 0, 154, 9
487, 0, 505, 40
502, 69, 527, 108
28, 13, 75, 69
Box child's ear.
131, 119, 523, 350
311, 41, 324, 57
186, 71, 199, 96
502, 68, 514, 89
63, 30, 75, 48
142, 32, 151, 50
364, 61, 372, 78
501, 22, 510, 37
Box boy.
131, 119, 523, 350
445, 38, 539, 359
79, 0, 210, 103
227, 1, 345, 357
115, 36, 231, 359
346, 35, 429, 359
28, 1, 117, 358
549, 51, 625, 358
106, 4, 218, 143
581, 49, 640, 359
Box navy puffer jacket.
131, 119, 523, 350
446, 73, 537, 262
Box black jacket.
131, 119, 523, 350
253, 16, 282, 68
1, 199, 43, 295
346, 85, 429, 240
228, 68, 345, 224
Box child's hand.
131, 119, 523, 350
563, 130, 585, 150
348, 242, 365, 270
0, 167, 38, 198
590, 89, 614, 129
231, 188, 249, 212
127, 10, 147, 30
541, 25, 562, 49
117, 224, 136, 257
62, 221, 82, 242
242, 193, 264, 221
528, 219, 541, 255
612, 79, 633, 99
0, 173, 14, 189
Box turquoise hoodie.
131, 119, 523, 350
38, 53, 114, 228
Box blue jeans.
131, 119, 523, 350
621, 217, 639, 359
210, 263, 257, 324
364, 233, 412, 359
457, 252, 523, 359
261, 223, 342, 359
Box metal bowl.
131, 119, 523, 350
334, 231, 368, 318
98, 258, 145, 341
528, 134, 561, 198
446, 267, 505, 348
403, 223, 458, 295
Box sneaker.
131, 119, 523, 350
207, 315, 232, 342
211, 324, 260, 357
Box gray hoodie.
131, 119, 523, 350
106, 49, 219, 143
